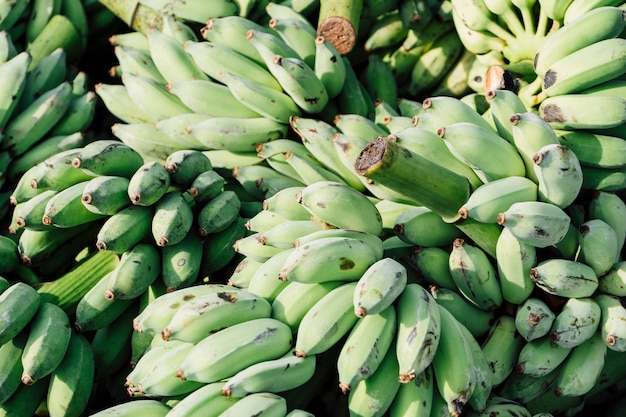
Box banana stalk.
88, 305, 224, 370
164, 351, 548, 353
316, 0, 364, 55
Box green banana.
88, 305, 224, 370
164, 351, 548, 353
269, 15, 317, 67
577, 218, 620, 277
95, 82, 156, 124
104, 243, 161, 301
0, 375, 50, 417
515, 297, 556, 342
396, 283, 441, 383
485, 88, 528, 144
0, 282, 41, 346
160, 229, 203, 291
394, 206, 463, 247
127, 160, 171, 206
539, 93, 626, 130
408, 246, 457, 291
81, 175, 132, 215
532, 143, 583, 208
46, 331, 94, 417
48, 90, 96, 136
247, 248, 293, 302
496, 225, 537, 305
294, 281, 359, 358
197, 190, 241, 236
222, 351, 316, 398
215, 392, 287, 417
199, 216, 247, 276
596, 293, 626, 352
151, 190, 195, 247
0, 329, 27, 404
90, 303, 136, 379
176, 317, 293, 383
95, 204, 154, 253
121, 72, 193, 121
21, 302, 71, 385
480, 314, 525, 386
41, 180, 107, 227
161, 287, 272, 343
549, 297, 601, 348
353, 257, 407, 317
72, 139, 145, 178
314, 35, 346, 99
529, 258, 599, 298
165, 382, 240, 417
188, 116, 288, 152
497, 201, 572, 248
597, 260, 626, 297
389, 365, 434, 417
87, 399, 170, 416
147, 28, 208, 84
557, 129, 626, 169
0, 51, 29, 131
9, 189, 57, 233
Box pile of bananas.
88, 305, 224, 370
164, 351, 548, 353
0, 0, 625, 416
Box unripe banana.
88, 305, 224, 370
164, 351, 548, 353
161, 230, 203, 291
42, 180, 107, 228
0, 329, 27, 404
497, 201, 571, 248
448, 237, 502, 311
246, 249, 293, 302
0, 375, 50, 417
539, 94, 626, 130
96, 204, 154, 253
553, 330, 607, 397
550, 297, 601, 348
485, 89, 528, 143
598, 261, 626, 297
497, 365, 560, 405
480, 315, 525, 386
532, 143, 583, 208
396, 283, 441, 383
257, 220, 325, 250
556, 129, 626, 169
294, 228, 385, 260
515, 297, 557, 342
458, 175, 537, 223
81, 175, 131, 215
151, 190, 195, 247
216, 392, 287, 417
389, 365, 434, 417
0, 282, 41, 346
530, 259, 599, 298
261, 186, 310, 221
515, 335, 572, 378
496, 226, 537, 305
176, 317, 293, 383
21, 302, 72, 385
278, 236, 381, 284
588, 190, 626, 256
314, 35, 346, 99
353, 257, 407, 317
430, 285, 496, 339
197, 190, 241, 236
165, 382, 239, 417
577, 218, 619, 277
87, 399, 170, 417
337, 305, 397, 393
187, 169, 225, 205
408, 246, 457, 290
91, 304, 136, 379
296, 181, 383, 236
71, 139, 145, 178
393, 206, 462, 247
161, 286, 272, 344
164, 149, 213, 186
104, 243, 161, 301
270, 280, 344, 333
596, 293, 626, 352
294, 281, 359, 358
127, 160, 172, 206
46, 331, 94, 417
222, 351, 316, 398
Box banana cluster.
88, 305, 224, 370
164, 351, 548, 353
0, 281, 95, 417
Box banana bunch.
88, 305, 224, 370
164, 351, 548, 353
0, 280, 96, 417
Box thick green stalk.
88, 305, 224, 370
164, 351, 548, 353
97, 0, 162, 34
316, 0, 364, 55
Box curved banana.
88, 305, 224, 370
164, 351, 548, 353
516, 335, 572, 377
0, 282, 40, 347
539, 93, 626, 130
588, 190, 626, 258
549, 297, 601, 349
577, 218, 620, 277
430, 285, 496, 339
480, 314, 525, 386
104, 243, 161, 301
515, 297, 556, 342
95, 204, 153, 253
497, 201, 571, 248
82, 175, 131, 215
353, 257, 407, 317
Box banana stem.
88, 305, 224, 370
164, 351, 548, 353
316, 0, 364, 55
97, 0, 162, 34
353, 136, 471, 223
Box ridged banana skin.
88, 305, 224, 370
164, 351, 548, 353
539, 94, 626, 130
533, 144, 583, 208
515, 298, 556, 342
396, 283, 441, 383
509, 112, 561, 183
46, 331, 94, 417
216, 392, 287, 417
21, 302, 72, 385
151, 191, 195, 247
134, 342, 204, 397
161, 287, 272, 344
530, 259, 599, 298
389, 365, 434, 417
431, 304, 477, 417
165, 382, 240, 417
437, 121, 526, 182
429, 285, 495, 339
177, 318, 293, 383
197, 190, 241, 236
10, 189, 56, 232
161, 230, 203, 291
417, 95, 495, 134
297, 181, 383, 236
104, 243, 161, 301
577, 219, 620, 277
337, 305, 397, 393
598, 261, 626, 297
353, 258, 407, 317
271, 280, 344, 333
95, 82, 157, 124
294, 281, 359, 358
87, 399, 171, 417
72, 139, 145, 178
596, 294, 626, 352
497, 201, 572, 248
95, 204, 154, 253
0, 282, 40, 346
553, 330, 607, 397
448, 238, 503, 312
458, 176, 538, 223
480, 315, 525, 387
393, 206, 463, 247
81, 175, 131, 215
278, 236, 381, 284
534, 6, 626, 76
496, 226, 537, 305
222, 351, 316, 398
549, 297, 601, 349
515, 336, 572, 378
147, 28, 208, 84
0, 329, 27, 404
41, 180, 107, 228
127, 161, 171, 207
539, 38, 626, 99
347, 345, 401, 417
122, 73, 193, 121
